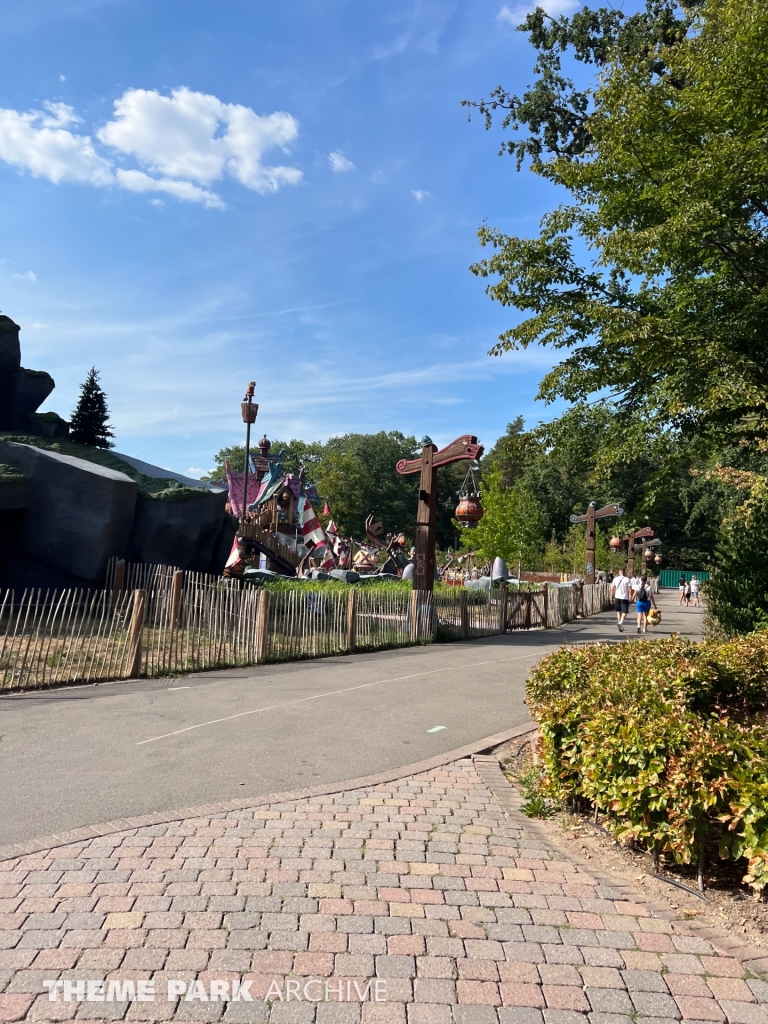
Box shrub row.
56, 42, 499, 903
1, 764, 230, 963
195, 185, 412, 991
526, 634, 768, 890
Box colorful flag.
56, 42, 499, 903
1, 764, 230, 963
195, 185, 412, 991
300, 496, 328, 551
323, 502, 330, 516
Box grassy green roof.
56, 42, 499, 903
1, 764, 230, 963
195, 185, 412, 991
0, 463, 25, 483
0, 434, 211, 501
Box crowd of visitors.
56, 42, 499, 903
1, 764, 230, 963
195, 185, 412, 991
679, 575, 701, 606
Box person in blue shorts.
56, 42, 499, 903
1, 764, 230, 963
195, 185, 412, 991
633, 574, 657, 633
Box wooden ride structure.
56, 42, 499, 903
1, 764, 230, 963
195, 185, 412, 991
569, 502, 623, 584
396, 435, 484, 593
609, 528, 663, 575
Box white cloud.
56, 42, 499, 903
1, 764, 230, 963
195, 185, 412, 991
0, 87, 303, 208
186, 467, 205, 476
412, 189, 430, 202
11, 270, 37, 281
328, 150, 354, 173
98, 87, 302, 195
59, 75, 66, 82
0, 106, 113, 185
115, 168, 225, 209
497, 0, 578, 26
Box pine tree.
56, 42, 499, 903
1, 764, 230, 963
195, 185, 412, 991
69, 367, 115, 448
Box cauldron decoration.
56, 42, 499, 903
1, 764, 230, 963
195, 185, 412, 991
654, 553, 663, 565
455, 463, 483, 529
609, 535, 622, 550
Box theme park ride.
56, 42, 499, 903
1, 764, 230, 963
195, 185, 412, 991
222, 383, 412, 580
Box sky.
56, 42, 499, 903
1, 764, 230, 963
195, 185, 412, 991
0, 0, 617, 477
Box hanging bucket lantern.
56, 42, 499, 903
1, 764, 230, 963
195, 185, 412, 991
644, 546, 654, 559
455, 463, 483, 528
654, 553, 663, 565
609, 535, 622, 550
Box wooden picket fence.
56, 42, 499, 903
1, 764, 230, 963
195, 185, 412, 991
0, 564, 612, 691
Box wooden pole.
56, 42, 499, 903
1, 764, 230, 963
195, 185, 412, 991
460, 589, 469, 639
169, 570, 184, 628
498, 580, 508, 634
414, 444, 437, 593
543, 583, 549, 628
112, 559, 125, 606
126, 589, 146, 679
585, 502, 596, 585
627, 536, 635, 577
524, 585, 532, 630
256, 589, 270, 663
346, 589, 357, 652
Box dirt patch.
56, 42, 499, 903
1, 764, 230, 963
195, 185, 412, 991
491, 735, 768, 948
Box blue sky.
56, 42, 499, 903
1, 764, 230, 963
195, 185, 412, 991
0, 0, 611, 477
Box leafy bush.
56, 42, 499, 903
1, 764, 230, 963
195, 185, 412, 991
527, 635, 768, 890
707, 479, 768, 635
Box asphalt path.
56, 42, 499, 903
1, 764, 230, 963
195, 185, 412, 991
0, 592, 703, 845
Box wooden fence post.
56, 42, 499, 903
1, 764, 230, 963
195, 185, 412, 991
460, 590, 469, 639
524, 586, 532, 630
409, 589, 419, 642
346, 589, 357, 652
169, 570, 184, 628
543, 584, 550, 628
498, 580, 508, 634
112, 559, 125, 606
256, 589, 270, 663
126, 589, 146, 679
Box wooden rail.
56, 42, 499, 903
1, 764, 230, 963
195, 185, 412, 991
0, 566, 611, 691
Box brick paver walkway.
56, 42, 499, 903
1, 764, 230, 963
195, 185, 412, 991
1, 759, 767, 1024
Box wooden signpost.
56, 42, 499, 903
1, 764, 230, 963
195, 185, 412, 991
396, 435, 484, 593
569, 502, 623, 584
626, 526, 655, 576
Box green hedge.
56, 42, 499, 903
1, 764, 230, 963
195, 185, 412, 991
527, 634, 768, 890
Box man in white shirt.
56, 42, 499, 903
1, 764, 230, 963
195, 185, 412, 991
611, 568, 632, 632
630, 574, 642, 598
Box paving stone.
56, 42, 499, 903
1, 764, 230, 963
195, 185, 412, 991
0, 760, 760, 1024
585, 990, 633, 1015
452, 1008, 500, 1024
717, 1004, 768, 1024
497, 1010, 544, 1024
630, 991, 681, 1019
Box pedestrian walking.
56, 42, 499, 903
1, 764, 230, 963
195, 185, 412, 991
634, 574, 657, 633
611, 568, 632, 633
690, 575, 700, 607
679, 576, 687, 604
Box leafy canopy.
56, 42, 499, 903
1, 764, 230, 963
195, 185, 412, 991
467, 0, 768, 444
462, 470, 545, 571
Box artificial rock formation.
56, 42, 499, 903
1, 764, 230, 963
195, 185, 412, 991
0, 441, 137, 583
0, 316, 68, 437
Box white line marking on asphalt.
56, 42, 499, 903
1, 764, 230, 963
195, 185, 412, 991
427, 726, 446, 733
136, 652, 548, 745
168, 687, 190, 690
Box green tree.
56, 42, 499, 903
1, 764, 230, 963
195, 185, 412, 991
68, 367, 114, 449
467, 0, 768, 453
705, 469, 768, 634
313, 432, 418, 538
202, 439, 323, 483
462, 472, 545, 573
